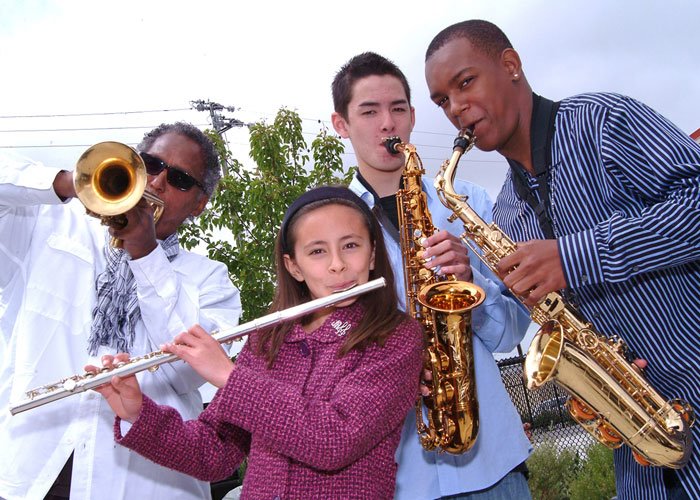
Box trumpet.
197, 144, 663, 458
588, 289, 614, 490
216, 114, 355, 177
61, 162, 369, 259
9, 278, 386, 415
74, 141, 164, 247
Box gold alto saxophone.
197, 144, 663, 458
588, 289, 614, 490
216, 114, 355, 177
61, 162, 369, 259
434, 129, 694, 468
384, 137, 485, 454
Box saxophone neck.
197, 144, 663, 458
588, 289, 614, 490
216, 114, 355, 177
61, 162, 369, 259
382, 136, 423, 180
437, 129, 475, 199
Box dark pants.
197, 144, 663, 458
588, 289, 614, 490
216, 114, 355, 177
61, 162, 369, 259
44, 454, 73, 500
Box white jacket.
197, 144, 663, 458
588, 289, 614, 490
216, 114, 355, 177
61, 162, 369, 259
0, 153, 242, 500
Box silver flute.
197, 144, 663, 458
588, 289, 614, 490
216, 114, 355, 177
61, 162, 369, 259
9, 278, 386, 415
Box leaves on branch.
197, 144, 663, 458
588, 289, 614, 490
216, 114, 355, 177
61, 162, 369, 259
180, 108, 354, 321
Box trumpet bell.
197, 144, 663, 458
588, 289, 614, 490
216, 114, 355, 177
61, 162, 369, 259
74, 141, 148, 217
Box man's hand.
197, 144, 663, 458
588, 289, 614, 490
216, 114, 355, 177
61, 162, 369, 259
420, 367, 432, 397
496, 239, 567, 307
633, 358, 648, 370
85, 353, 144, 423
422, 230, 473, 282
161, 324, 235, 388
53, 170, 77, 200
110, 198, 158, 259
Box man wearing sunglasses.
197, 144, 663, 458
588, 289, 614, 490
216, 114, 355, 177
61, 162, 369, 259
0, 122, 241, 500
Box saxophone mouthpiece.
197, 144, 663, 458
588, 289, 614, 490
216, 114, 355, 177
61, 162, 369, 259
454, 129, 472, 152
382, 136, 402, 155
452, 132, 472, 152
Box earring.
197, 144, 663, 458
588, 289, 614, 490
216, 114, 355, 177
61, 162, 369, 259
513, 73, 519, 79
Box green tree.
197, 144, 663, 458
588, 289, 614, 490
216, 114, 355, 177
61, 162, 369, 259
180, 108, 352, 321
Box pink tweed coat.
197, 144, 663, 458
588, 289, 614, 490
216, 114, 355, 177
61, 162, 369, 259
115, 302, 423, 499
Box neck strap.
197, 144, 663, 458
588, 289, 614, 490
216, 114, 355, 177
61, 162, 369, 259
507, 93, 560, 239
355, 170, 400, 244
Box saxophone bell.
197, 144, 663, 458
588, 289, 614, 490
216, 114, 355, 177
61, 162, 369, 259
525, 319, 694, 468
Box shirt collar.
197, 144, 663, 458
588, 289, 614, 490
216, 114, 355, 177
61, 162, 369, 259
349, 175, 377, 210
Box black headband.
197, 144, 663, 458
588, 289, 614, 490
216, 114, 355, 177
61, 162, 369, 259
280, 186, 375, 254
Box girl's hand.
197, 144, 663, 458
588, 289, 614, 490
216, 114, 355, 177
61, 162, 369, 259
85, 353, 144, 423
162, 324, 235, 388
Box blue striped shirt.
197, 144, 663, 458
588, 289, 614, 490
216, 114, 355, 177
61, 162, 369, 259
493, 92, 700, 499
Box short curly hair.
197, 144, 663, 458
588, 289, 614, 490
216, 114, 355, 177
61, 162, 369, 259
137, 122, 221, 196
426, 20, 513, 62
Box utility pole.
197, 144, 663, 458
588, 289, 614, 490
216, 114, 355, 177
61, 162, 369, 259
190, 99, 248, 137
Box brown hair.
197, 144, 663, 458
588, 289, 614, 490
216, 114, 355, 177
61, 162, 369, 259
332, 51, 411, 120
255, 190, 406, 367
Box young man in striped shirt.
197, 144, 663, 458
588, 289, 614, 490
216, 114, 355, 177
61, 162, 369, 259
425, 19, 700, 500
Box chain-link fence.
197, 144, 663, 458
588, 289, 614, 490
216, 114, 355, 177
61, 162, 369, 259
498, 352, 595, 452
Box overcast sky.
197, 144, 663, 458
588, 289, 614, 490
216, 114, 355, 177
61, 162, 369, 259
2, 0, 698, 201
1, 0, 698, 355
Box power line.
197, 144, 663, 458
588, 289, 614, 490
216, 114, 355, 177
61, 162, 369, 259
0, 108, 192, 119
0, 104, 470, 154
0, 143, 137, 149
0, 123, 209, 134
0, 105, 461, 140
242, 109, 459, 139
0, 138, 253, 150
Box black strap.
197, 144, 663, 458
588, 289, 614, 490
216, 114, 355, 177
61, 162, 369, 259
508, 93, 560, 239
355, 171, 400, 244
379, 194, 400, 231
511, 460, 530, 481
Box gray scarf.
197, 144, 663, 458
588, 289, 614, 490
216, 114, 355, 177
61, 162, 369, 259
88, 233, 180, 355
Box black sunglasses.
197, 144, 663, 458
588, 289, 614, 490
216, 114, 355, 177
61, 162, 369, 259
140, 152, 206, 192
